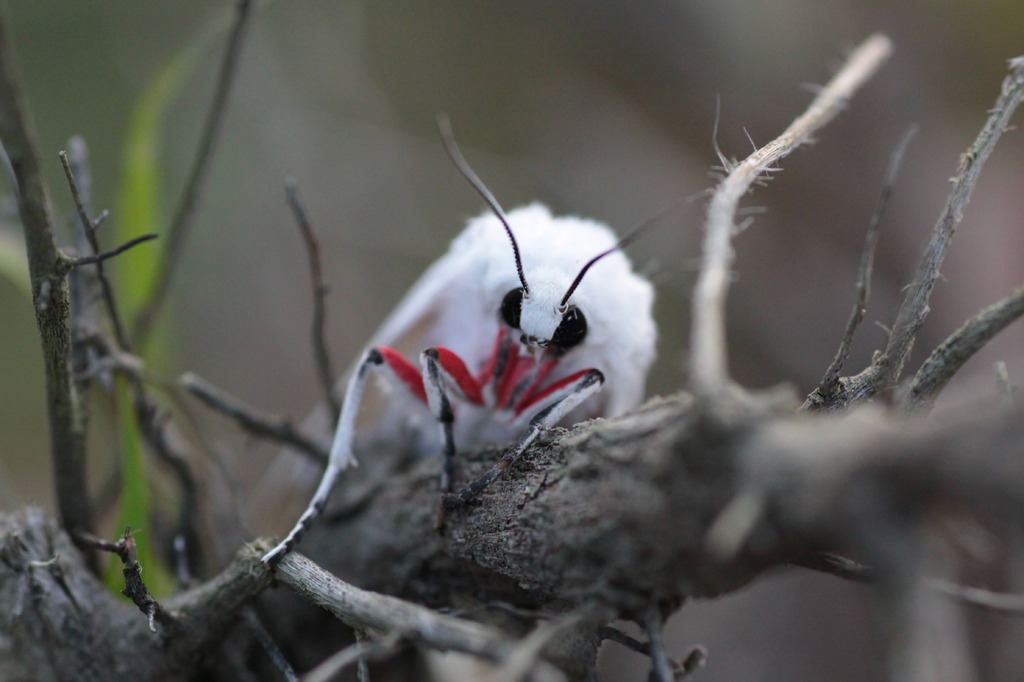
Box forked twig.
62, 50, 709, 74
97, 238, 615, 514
813, 125, 918, 401
807, 55, 1024, 411
689, 34, 893, 393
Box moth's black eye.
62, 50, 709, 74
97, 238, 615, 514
551, 306, 587, 350
500, 287, 525, 329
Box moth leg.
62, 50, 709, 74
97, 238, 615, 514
441, 368, 604, 511
421, 347, 484, 492
263, 347, 425, 565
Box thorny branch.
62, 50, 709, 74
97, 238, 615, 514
814, 125, 918, 398
690, 33, 892, 393
805, 54, 1024, 411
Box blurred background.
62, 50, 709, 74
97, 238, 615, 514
1, 1, 1022, 679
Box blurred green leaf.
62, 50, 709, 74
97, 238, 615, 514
0, 228, 30, 297
103, 377, 171, 596
105, 12, 231, 594
114, 39, 205, 330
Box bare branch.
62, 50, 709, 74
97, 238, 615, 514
0, 6, 93, 543
59, 146, 155, 349
812, 125, 918, 401
689, 33, 892, 393
273, 552, 516, 661
285, 178, 341, 421
808, 55, 1024, 410
901, 284, 1024, 414
133, 0, 254, 345
180, 371, 329, 464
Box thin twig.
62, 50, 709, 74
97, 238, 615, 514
133, 0, 254, 346
180, 371, 329, 464
285, 178, 341, 422
901, 284, 1024, 414
242, 607, 299, 682
65, 233, 158, 270
689, 33, 892, 393
60, 148, 133, 350
813, 125, 918, 401
811, 55, 1024, 410
598, 626, 707, 679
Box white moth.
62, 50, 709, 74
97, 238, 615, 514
263, 129, 656, 565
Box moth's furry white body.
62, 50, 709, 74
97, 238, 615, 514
364, 203, 656, 447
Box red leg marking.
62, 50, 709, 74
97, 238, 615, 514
475, 328, 506, 387
515, 367, 595, 416
434, 347, 485, 405
495, 348, 527, 408
378, 347, 427, 404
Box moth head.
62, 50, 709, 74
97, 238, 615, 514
500, 281, 588, 355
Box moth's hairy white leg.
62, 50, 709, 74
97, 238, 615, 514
262, 349, 382, 565
441, 369, 604, 511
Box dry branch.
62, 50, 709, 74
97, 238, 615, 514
806, 54, 1024, 411
690, 33, 892, 393
901, 284, 1024, 413
0, 6, 92, 542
